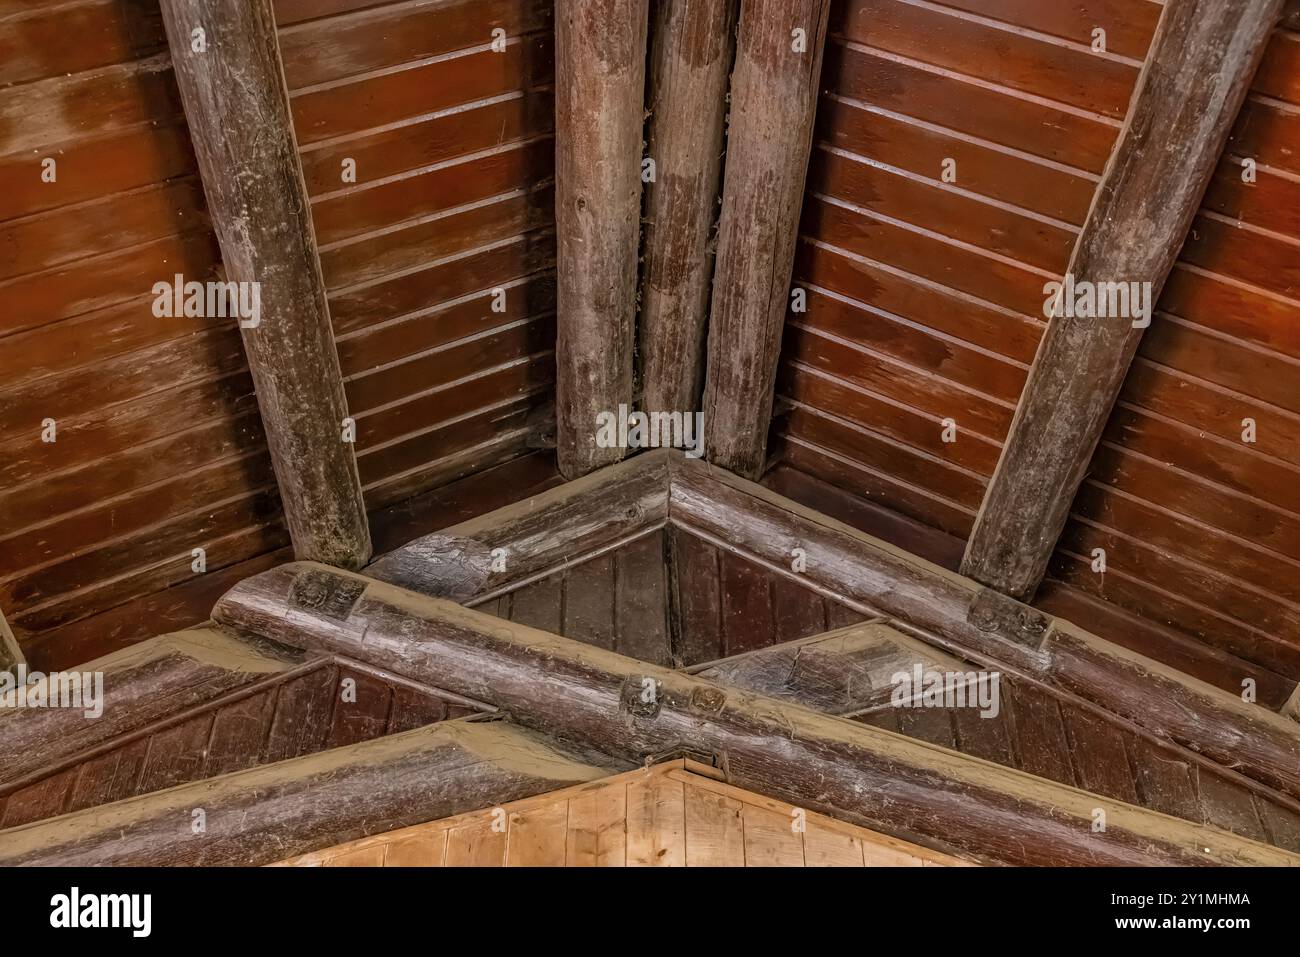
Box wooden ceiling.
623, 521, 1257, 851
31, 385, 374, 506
2, 0, 1299, 724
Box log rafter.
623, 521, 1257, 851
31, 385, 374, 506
960, 0, 1286, 601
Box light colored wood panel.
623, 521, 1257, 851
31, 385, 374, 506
385, 832, 448, 867
444, 818, 508, 867
566, 786, 627, 866
626, 773, 685, 867
683, 781, 745, 866
742, 804, 805, 867
802, 822, 865, 867
505, 801, 569, 866
325, 845, 387, 867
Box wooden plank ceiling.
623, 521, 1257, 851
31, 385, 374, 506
0, 0, 558, 667
771, 0, 1300, 694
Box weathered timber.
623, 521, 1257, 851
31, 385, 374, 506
0, 627, 307, 790
639, 0, 737, 417
158, 0, 371, 567
669, 455, 1300, 801
961, 0, 1284, 600
0, 605, 22, 672
554, 0, 649, 479
702, 0, 832, 478
366, 449, 669, 600
690, 619, 972, 717
212, 563, 1300, 866
0, 717, 623, 866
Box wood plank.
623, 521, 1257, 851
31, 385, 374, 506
561, 554, 616, 651
565, 785, 627, 866
444, 818, 509, 866
385, 831, 449, 867
742, 803, 805, 867
505, 800, 569, 866
553, 0, 646, 478
614, 531, 672, 665
703, 0, 832, 477
669, 527, 723, 666
719, 550, 774, 656
682, 781, 744, 866
626, 772, 686, 866
961, 0, 1285, 601
802, 821, 865, 867
159, 0, 372, 567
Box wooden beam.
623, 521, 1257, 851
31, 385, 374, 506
0, 626, 307, 791
0, 717, 622, 866
639, 0, 738, 418
961, 0, 1284, 600
159, 0, 371, 567
554, 0, 650, 479
213, 563, 1299, 866
0, 604, 23, 673
669, 455, 1300, 802
702, 0, 831, 478
688, 619, 971, 718
365, 449, 670, 600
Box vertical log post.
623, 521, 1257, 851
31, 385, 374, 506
961, 0, 1284, 601
701, 0, 831, 479
159, 0, 372, 567
554, 0, 651, 479
639, 0, 737, 419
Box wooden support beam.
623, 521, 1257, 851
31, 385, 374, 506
213, 563, 1299, 866
365, 449, 669, 600
702, 0, 831, 478
961, 0, 1284, 600
0, 717, 621, 866
689, 619, 970, 718
159, 0, 372, 567
669, 455, 1300, 802
554, 0, 650, 479
0, 626, 307, 791
0, 605, 23, 673
639, 0, 738, 417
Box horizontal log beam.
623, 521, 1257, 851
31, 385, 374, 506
669, 455, 1300, 801
0, 717, 621, 866
689, 619, 970, 718
213, 563, 1298, 866
961, 0, 1284, 600
366, 449, 670, 600
0, 627, 307, 791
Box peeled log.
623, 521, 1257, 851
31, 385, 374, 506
554, 0, 650, 479
702, 0, 832, 478
639, 0, 737, 418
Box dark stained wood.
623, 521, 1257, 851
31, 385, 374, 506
0, 627, 306, 790
614, 532, 672, 665
669, 526, 723, 665
325, 668, 394, 749
0, 718, 622, 867
639, 0, 737, 417
205, 689, 277, 776
669, 454, 1300, 802
553, 0, 648, 478
719, 551, 775, 656
263, 665, 339, 763
561, 554, 617, 651
135, 713, 215, 794
212, 562, 1299, 865
961, 0, 1285, 602
159, 0, 372, 568
508, 575, 564, 634
702, 0, 832, 478
0, 607, 22, 672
